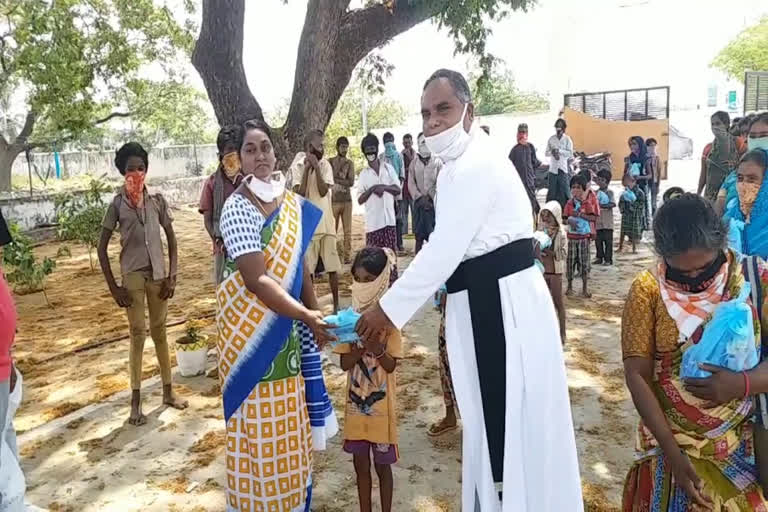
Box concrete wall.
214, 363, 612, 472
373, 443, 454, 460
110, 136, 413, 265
563, 107, 670, 180
12, 144, 219, 181
0, 176, 207, 231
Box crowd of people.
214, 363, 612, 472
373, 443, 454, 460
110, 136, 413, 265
4, 67, 768, 511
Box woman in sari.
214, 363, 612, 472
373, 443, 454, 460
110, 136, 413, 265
625, 136, 651, 229
717, 113, 768, 216
622, 193, 768, 511
216, 119, 337, 512
722, 149, 768, 260
699, 111, 740, 203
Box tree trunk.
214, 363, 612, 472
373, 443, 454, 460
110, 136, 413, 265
192, 0, 435, 168
0, 141, 23, 192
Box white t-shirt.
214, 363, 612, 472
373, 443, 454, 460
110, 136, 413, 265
358, 161, 399, 233
546, 134, 573, 174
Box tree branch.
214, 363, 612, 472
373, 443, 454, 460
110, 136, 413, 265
15, 111, 36, 144
191, 0, 263, 125
93, 111, 131, 125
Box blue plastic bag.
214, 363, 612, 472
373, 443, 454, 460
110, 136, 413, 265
323, 308, 362, 346
597, 190, 610, 205
434, 284, 447, 308
622, 188, 637, 202
568, 200, 591, 235
533, 230, 552, 250
629, 162, 642, 177
727, 217, 745, 256
680, 283, 759, 379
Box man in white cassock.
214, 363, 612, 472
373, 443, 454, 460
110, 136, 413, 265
356, 69, 583, 511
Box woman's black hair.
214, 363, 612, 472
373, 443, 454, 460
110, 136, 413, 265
570, 173, 587, 190
352, 247, 388, 277
216, 125, 243, 153
652, 192, 726, 258
711, 110, 731, 127
361, 132, 379, 153
241, 119, 275, 149
749, 112, 768, 131
114, 142, 148, 175
662, 186, 685, 203
555, 118, 567, 130
740, 148, 768, 168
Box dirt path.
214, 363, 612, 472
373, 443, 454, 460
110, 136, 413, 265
13, 205, 651, 511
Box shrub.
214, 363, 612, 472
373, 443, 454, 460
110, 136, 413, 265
2, 222, 56, 306
55, 179, 111, 271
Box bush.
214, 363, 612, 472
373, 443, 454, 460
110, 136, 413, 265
55, 178, 111, 271
2, 222, 57, 306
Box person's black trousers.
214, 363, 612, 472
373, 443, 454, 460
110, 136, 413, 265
595, 229, 613, 264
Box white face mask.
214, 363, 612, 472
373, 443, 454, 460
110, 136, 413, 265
417, 140, 431, 157
245, 172, 285, 202
365, 153, 377, 163
425, 103, 470, 160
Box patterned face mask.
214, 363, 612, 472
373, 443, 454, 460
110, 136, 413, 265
124, 170, 145, 207
221, 152, 241, 178
737, 181, 761, 221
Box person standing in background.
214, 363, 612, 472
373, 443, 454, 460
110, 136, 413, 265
509, 123, 542, 223
381, 132, 406, 254
698, 111, 740, 201
624, 136, 651, 229
0, 208, 25, 512
293, 129, 342, 313
545, 118, 573, 208
401, 134, 416, 239
329, 136, 356, 265
408, 133, 442, 254
199, 125, 244, 285
98, 142, 188, 426
644, 138, 662, 216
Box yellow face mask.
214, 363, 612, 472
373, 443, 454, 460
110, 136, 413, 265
221, 152, 241, 178
737, 181, 761, 221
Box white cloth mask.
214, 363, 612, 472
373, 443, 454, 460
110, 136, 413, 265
425, 103, 471, 161
365, 153, 377, 163
245, 172, 285, 202
417, 142, 431, 157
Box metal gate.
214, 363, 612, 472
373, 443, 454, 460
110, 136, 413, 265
744, 71, 768, 113
564, 86, 671, 121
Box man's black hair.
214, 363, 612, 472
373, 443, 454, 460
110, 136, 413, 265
114, 142, 149, 176
361, 133, 379, 153
570, 173, 587, 190
597, 169, 612, 182
423, 69, 472, 104
383, 132, 395, 143
336, 136, 349, 148
303, 129, 324, 149
555, 118, 567, 130
403, 133, 412, 141
645, 137, 658, 146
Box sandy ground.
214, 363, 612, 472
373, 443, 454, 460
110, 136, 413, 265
9, 193, 664, 511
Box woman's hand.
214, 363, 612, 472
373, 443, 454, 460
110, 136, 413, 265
683, 363, 746, 408
667, 449, 712, 510
303, 310, 337, 349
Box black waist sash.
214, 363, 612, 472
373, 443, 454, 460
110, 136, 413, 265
445, 239, 534, 498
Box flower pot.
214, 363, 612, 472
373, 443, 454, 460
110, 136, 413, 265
176, 335, 209, 377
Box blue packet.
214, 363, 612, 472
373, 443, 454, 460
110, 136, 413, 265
597, 190, 610, 205
622, 189, 637, 202
533, 230, 552, 250
727, 217, 745, 256
323, 308, 362, 346
434, 284, 447, 308
680, 283, 759, 379
629, 162, 642, 177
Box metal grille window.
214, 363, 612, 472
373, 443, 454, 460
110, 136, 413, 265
564, 86, 670, 121
744, 72, 768, 113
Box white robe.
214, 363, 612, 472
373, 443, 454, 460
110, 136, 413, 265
379, 127, 583, 511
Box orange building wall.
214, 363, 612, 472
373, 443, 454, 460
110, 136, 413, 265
563, 107, 669, 180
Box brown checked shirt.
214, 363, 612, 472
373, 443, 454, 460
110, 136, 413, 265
102, 187, 173, 281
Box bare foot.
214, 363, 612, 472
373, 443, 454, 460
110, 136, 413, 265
163, 385, 189, 410
129, 390, 146, 426
565, 288, 575, 297
428, 416, 458, 437
581, 291, 592, 299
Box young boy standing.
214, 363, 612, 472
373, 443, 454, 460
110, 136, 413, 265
594, 169, 616, 266
619, 173, 646, 254
538, 201, 567, 341
645, 138, 662, 216
98, 142, 188, 426
563, 174, 598, 298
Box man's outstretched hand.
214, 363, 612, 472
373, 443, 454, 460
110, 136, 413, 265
355, 302, 395, 342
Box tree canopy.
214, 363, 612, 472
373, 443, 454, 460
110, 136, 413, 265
712, 16, 768, 81
0, 0, 201, 190
192, 0, 536, 164
470, 68, 549, 116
